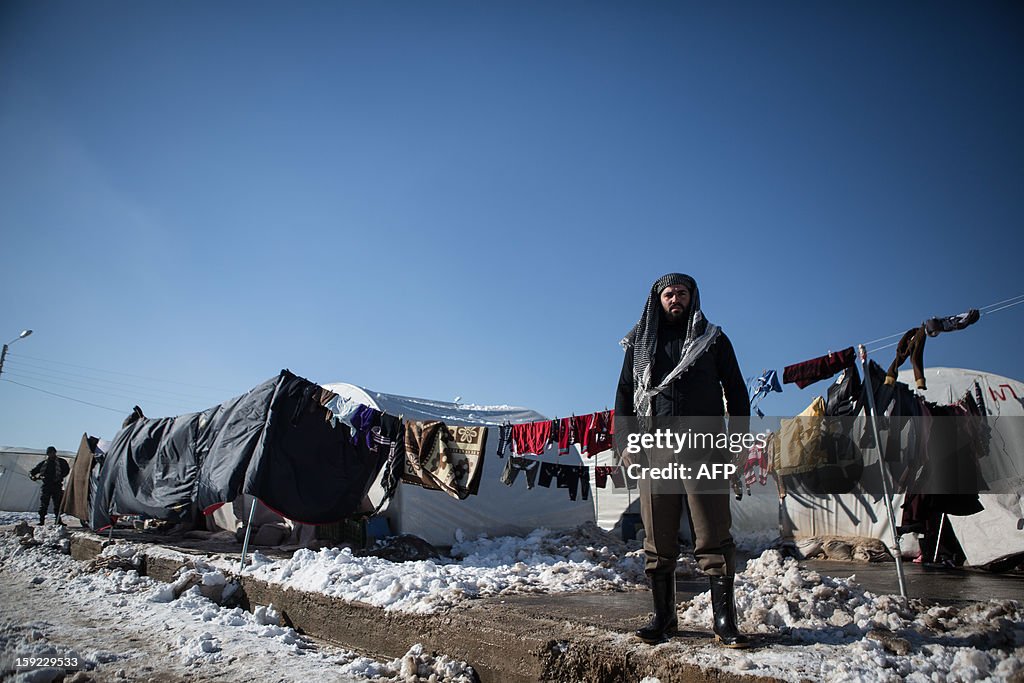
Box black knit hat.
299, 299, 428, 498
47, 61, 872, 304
652, 273, 695, 296
46, 446, 57, 455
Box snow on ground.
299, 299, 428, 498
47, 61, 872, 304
241, 523, 654, 614
0, 512, 39, 526
3, 514, 1023, 682
0, 525, 476, 682
668, 550, 1024, 682
230, 523, 1022, 681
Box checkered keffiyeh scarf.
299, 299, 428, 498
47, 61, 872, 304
621, 273, 720, 426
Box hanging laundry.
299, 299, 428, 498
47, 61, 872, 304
496, 423, 513, 458
351, 404, 380, 449
570, 414, 593, 451
444, 424, 489, 497
748, 369, 783, 418
500, 456, 538, 489
826, 367, 862, 417
324, 395, 363, 429
61, 434, 100, 523
402, 420, 487, 500
744, 437, 770, 488
594, 466, 618, 489
538, 462, 560, 488
609, 466, 629, 489
783, 347, 856, 389
885, 326, 927, 389
924, 308, 980, 337
548, 420, 560, 446
556, 464, 588, 501
557, 417, 573, 456
371, 413, 406, 514
775, 396, 827, 475
584, 410, 614, 457
512, 420, 552, 456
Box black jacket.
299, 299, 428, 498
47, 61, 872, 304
30, 456, 70, 492
615, 326, 750, 422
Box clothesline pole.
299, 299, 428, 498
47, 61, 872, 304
858, 344, 908, 600
238, 497, 258, 572
934, 513, 947, 564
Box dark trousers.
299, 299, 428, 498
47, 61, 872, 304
39, 488, 63, 521
886, 325, 927, 389
639, 476, 735, 576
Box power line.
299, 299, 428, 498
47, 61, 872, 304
2, 359, 220, 406
7, 352, 238, 393
1, 370, 203, 413
1, 378, 127, 414
5, 356, 226, 401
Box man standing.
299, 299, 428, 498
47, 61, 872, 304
30, 446, 70, 526
615, 273, 749, 647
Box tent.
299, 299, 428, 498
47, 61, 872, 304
780, 367, 1024, 567
0, 446, 75, 513
321, 383, 595, 547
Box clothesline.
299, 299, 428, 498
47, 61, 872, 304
749, 292, 1024, 414
862, 293, 1024, 355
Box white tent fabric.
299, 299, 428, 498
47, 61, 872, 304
322, 383, 595, 547
0, 446, 75, 513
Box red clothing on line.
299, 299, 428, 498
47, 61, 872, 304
512, 420, 551, 456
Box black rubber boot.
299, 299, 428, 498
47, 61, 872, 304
709, 576, 749, 648
635, 571, 678, 644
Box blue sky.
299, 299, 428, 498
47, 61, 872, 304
1, 1, 1022, 451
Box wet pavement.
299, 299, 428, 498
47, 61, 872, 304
797, 557, 1024, 604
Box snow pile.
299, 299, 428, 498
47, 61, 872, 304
0, 530, 478, 681
30, 523, 70, 554
676, 550, 1024, 682
333, 644, 476, 682
0, 512, 38, 526
99, 541, 144, 563
245, 524, 649, 613
0, 621, 101, 681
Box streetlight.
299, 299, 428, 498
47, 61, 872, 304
0, 329, 33, 378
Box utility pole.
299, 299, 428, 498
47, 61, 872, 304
0, 329, 33, 378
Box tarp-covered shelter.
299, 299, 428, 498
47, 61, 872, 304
90, 370, 389, 531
